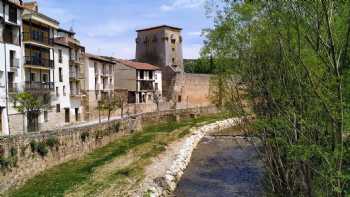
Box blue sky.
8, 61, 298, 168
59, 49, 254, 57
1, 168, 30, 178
28, 0, 213, 59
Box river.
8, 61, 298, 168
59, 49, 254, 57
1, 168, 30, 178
174, 133, 264, 197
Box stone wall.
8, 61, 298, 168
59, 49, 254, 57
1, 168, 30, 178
179, 73, 213, 107
0, 106, 217, 193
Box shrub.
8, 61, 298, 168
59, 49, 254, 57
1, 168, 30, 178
10, 147, 17, 157
113, 122, 120, 133
37, 142, 48, 157
80, 132, 90, 142
0, 157, 10, 170
0, 145, 5, 157
30, 140, 38, 153
46, 137, 59, 149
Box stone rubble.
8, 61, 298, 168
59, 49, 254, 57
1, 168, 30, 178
141, 118, 241, 197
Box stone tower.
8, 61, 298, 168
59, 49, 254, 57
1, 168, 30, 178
136, 25, 184, 102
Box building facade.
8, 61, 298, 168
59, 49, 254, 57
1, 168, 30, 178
82, 53, 115, 120
53, 28, 85, 125
114, 59, 161, 104
0, 0, 23, 135
135, 25, 184, 101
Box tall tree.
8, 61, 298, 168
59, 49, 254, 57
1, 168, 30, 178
204, 0, 350, 196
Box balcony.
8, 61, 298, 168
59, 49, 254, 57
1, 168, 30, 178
8, 83, 18, 93
23, 32, 53, 47
24, 56, 54, 68
25, 81, 54, 91
9, 58, 20, 72
139, 81, 154, 91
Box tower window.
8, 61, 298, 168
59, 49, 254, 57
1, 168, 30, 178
58, 49, 62, 63
59, 67, 63, 82
171, 39, 176, 44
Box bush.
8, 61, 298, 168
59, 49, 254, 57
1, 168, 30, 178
46, 137, 59, 149
113, 122, 120, 133
80, 132, 90, 142
37, 142, 48, 157
0, 157, 10, 170
10, 147, 17, 157
30, 140, 38, 153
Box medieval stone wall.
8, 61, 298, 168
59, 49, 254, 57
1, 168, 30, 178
178, 73, 213, 107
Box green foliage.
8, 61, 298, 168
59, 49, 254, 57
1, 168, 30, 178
80, 132, 90, 142
10, 147, 17, 157
30, 140, 49, 157
46, 137, 59, 149
204, 0, 350, 196
13, 92, 43, 113
37, 142, 48, 157
30, 140, 38, 153
8, 114, 224, 197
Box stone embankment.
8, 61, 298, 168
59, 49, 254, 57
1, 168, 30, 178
0, 106, 217, 194
140, 118, 242, 197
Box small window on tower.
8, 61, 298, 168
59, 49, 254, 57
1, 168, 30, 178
171, 39, 176, 44
172, 58, 175, 64
172, 48, 175, 52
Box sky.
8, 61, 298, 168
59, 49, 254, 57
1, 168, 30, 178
27, 0, 213, 59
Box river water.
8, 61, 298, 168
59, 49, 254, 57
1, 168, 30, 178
174, 135, 264, 197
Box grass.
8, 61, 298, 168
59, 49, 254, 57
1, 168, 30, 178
7, 114, 226, 197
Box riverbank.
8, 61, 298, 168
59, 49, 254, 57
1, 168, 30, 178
6, 114, 226, 197
137, 118, 241, 197
174, 135, 264, 197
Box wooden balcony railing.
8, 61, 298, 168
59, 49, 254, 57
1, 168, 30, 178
24, 56, 54, 68
23, 32, 53, 46
25, 81, 54, 91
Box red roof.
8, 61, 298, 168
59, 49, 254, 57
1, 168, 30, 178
116, 59, 159, 71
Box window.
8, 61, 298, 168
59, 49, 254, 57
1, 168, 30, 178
10, 50, 16, 68
155, 83, 159, 91
30, 73, 35, 81
44, 111, 48, 122
0, 71, 4, 86
56, 87, 59, 97
140, 70, 144, 79
149, 71, 153, 80
9, 5, 17, 23
58, 49, 62, 63
63, 86, 66, 96
178, 95, 182, 103
0, 107, 3, 132
172, 48, 175, 52
171, 39, 176, 44
56, 104, 60, 113
172, 58, 175, 64
42, 74, 48, 82
59, 67, 63, 82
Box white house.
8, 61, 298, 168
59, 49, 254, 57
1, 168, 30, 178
52, 28, 85, 125
0, 0, 23, 135
114, 59, 162, 104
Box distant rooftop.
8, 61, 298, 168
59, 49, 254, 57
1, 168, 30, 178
136, 25, 182, 32
86, 53, 115, 64
116, 59, 159, 71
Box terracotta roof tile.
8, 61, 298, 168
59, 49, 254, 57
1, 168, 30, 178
116, 59, 159, 70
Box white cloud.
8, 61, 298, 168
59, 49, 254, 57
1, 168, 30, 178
160, 0, 206, 12
187, 31, 202, 36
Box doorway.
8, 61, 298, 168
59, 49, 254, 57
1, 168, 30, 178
65, 108, 70, 123
75, 108, 79, 122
